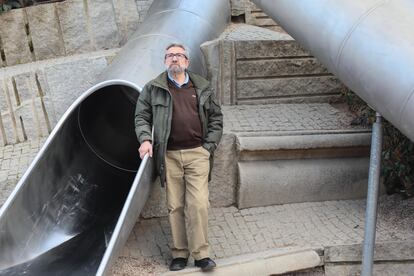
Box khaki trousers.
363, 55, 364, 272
165, 146, 210, 260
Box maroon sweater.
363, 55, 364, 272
167, 78, 203, 150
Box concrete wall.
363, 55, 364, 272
0, 0, 156, 145
0, 0, 152, 67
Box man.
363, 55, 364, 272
134, 43, 223, 271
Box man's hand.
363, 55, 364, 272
139, 141, 153, 159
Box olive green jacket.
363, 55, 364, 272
134, 71, 223, 186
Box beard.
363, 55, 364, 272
167, 64, 185, 75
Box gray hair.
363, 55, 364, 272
165, 43, 190, 58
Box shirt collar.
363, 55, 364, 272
167, 71, 189, 88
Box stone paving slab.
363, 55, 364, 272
222, 103, 368, 136
111, 195, 414, 275
0, 138, 46, 206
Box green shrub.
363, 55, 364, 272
382, 122, 414, 197
342, 90, 414, 197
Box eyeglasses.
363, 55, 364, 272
165, 53, 188, 60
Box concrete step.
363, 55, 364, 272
237, 132, 371, 209
245, 4, 282, 32
162, 248, 322, 276
324, 241, 414, 276
220, 102, 373, 209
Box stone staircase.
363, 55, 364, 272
245, 2, 284, 33
202, 23, 372, 209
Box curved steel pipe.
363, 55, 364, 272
0, 0, 230, 275
253, 0, 414, 142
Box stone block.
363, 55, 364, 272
3, 77, 20, 108
231, 0, 248, 16
236, 58, 330, 79
0, 79, 24, 143
236, 76, 344, 101
14, 98, 50, 140
220, 40, 236, 105
57, 0, 92, 54
325, 263, 414, 276
201, 39, 237, 105
238, 133, 371, 161
163, 248, 321, 276
235, 40, 308, 59
0, 80, 9, 111
26, 4, 66, 60
325, 241, 414, 262
12, 72, 37, 103
209, 133, 237, 207
13, 100, 36, 140
0, 9, 33, 66
200, 40, 221, 103
7, 72, 50, 139
88, 0, 120, 49
40, 96, 57, 129
0, 112, 20, 144
113, 0, 140, 44
221, 24, 291, 41
141, 180, 168, 218
0, 115, 6, 146
238, 157, 370, 209
0, 53, 4, 68
253, 17, 278, 28
44, 57, 108, 120
34, 70, 56, 129
135, 0, 153, 23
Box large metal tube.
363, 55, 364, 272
252, 0, 414, 142
0, 0, 230, 275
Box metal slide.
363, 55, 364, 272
252, 0, 414, 142
0, 1, 229, 275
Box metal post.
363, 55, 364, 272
361, 112, 383, 276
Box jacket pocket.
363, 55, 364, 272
151, 95, 168, 107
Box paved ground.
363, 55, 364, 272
111, 195, 414, 275
222, 103, 367, 135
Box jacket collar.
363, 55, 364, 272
152, 70, 210, 92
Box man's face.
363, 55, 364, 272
164, 46, 189, 75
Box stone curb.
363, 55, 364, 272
325, 240, 414, 263
230, 129, 370, 137
324, 241, 414, 276
237, 132, 372, 152
161, 247, 321, 276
